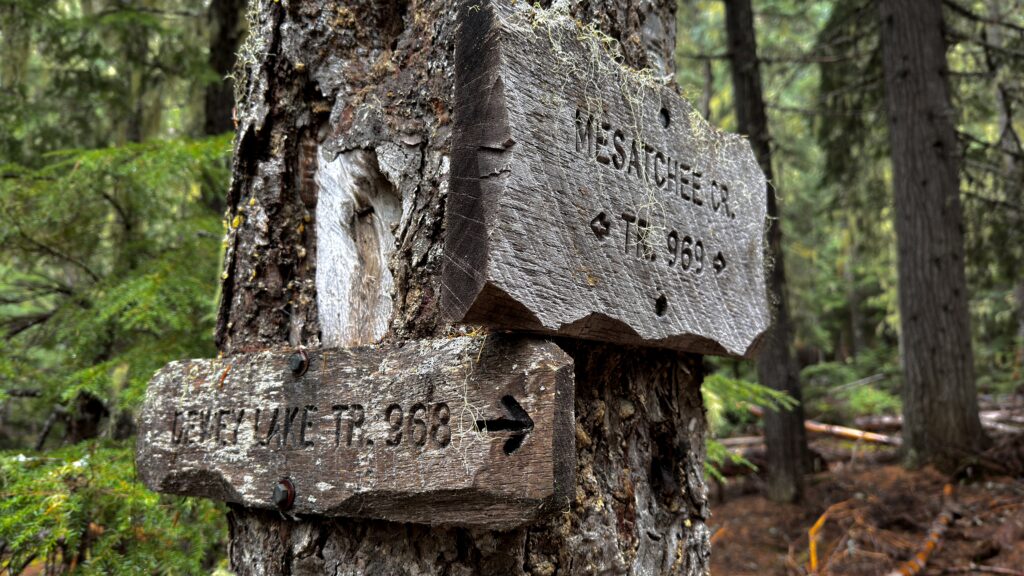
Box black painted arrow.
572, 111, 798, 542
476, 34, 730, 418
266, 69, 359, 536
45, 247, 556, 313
476, 395, 534, 454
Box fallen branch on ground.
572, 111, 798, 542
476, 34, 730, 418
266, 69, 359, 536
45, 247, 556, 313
746, 406, 902, 446
941, 565, 1024, 575
885, 484, 956, 576
855, 412, 1024, 435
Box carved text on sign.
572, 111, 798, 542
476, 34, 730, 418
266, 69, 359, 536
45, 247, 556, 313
444, 0, 770, 357
136, 336, 575, 529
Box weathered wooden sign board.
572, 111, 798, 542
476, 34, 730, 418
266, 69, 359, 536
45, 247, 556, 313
443, 0, 770, 358
136, 336, 574, 529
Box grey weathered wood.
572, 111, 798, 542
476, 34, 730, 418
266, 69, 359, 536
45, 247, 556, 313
136, 336, 574, 529
443, 0, 769, 358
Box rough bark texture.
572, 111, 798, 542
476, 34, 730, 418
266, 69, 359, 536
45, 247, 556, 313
878, 0, 987, 470
724, 0, 807, 502
215, 0, 711, 573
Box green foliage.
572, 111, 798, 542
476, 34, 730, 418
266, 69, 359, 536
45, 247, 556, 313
1, 1, 236, 569
0, 132, 231, 571
816, 0, 1024, 392
800, 353, 901, 423
0, 0, 213, 163
0, 441, 225, 574
705, 373, 798, 415
702, 373, 797, 477
0, 136, 231, 418
705, 438, 756, 483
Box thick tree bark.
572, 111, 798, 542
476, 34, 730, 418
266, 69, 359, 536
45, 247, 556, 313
215, 0, 710, 574
724, 0, 807, 502
878, 0, 987, 470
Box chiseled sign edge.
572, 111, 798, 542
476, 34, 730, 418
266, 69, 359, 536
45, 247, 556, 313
443, 0, 769, 358
136, 336, 574, 529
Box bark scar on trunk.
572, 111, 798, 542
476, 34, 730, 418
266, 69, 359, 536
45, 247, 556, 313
316, 149, 402, 347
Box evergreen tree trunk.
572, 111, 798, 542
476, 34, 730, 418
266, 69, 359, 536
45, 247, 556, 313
215, 1, 711, 574
878, 0, 987, 470
724, 0, 807, 503
205, 0, 246, 136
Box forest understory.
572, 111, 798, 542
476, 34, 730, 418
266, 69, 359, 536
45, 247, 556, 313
711, 394, 1024, 576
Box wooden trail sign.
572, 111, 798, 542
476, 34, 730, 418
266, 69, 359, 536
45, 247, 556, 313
443, 0, 770, 357
136, 336, 575, 529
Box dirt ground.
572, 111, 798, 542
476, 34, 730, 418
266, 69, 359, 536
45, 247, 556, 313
709, 437, 1024, 575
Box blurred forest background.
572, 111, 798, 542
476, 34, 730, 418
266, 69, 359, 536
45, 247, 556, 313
0, 0, 1021, 574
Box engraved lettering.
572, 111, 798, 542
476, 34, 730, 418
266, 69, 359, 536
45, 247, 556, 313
184, 409, 199, 444
654, 151, 666, 187
621, 211, 636, 254
568, 112, 738, 220
612, 129, 626, 169
595, 121, 611, 165
667, 230, 679, 266
575, 109, 593, 155
257, 407, 279, 446
216, 408, 231, 445
408, 403, 428, 447
385, 404, 403, 446
627, 141, 642, 179
350, 404, 366, 446
171, 409, 185, 444
332, 404, 349, 447
720, 184, 734, 219
232, 408, 246, 444
666, 157, 677, 196
299, 405, 317, 448
198, 409, 213, 443
282, 406, 301, 448
680, 164, 692, 201
643, 143, 655, 183
430, 403, 452, 448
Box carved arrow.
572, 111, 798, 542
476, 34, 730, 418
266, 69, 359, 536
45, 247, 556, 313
713, 251, 727, 274
475, 395, 534, 454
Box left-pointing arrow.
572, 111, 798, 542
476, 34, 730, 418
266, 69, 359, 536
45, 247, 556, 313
476, 395, 534, 454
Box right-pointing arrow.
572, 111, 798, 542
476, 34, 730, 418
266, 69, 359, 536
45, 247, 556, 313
713, 251, 727, 274
475, 395, 534, 454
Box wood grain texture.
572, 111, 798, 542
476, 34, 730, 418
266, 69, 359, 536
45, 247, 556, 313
136, 335, 574, 529
443, 0, 769, 358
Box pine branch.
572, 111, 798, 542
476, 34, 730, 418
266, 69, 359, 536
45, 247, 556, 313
3, 311, 55, 339
943, 0, 1024, 35
958, 130, 1024, 160
948, 31, 1024, 59
12, 229, 101, 283
3, 389, 42, 398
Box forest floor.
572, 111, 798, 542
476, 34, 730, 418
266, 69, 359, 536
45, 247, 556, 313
709, 433, 1024, 575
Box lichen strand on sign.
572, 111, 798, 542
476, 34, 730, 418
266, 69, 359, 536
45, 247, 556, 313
135, 336, 575, 529
443, 0, 770, 358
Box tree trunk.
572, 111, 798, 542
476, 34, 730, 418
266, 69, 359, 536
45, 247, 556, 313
724, 0, 807, 503
205, 0, 246, 136
216, 1, 711, 574
878, 0, 987, 470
